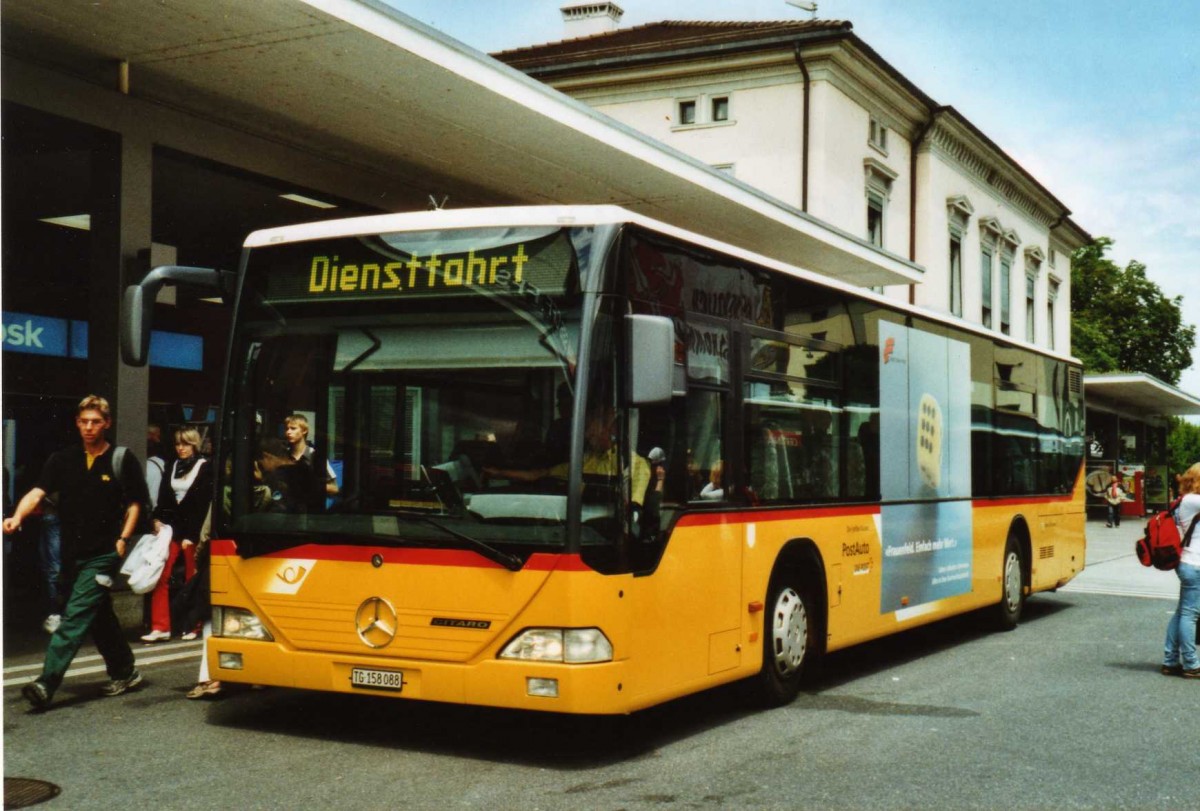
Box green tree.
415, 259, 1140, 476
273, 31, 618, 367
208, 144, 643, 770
1070, 237, 1195, 385
1167, 416, 1200, 475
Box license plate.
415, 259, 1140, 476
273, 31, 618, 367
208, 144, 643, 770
350, 667, 404, 691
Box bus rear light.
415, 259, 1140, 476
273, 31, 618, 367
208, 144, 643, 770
499, 628, 613, 663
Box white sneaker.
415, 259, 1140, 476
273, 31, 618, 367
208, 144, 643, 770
43, 614, 62, 634
140, 629, 171, 643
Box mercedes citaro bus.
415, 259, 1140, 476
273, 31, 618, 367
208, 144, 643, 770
122, 205, 1085, 714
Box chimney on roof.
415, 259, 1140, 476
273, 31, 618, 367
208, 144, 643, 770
560, 2, 624, 39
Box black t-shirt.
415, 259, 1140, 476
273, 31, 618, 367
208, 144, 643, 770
36, 445, 149, 560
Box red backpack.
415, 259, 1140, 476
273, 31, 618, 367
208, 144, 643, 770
1136, 498, 1199, 571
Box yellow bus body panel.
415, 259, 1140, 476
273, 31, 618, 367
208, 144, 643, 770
209, 471, 1083, 714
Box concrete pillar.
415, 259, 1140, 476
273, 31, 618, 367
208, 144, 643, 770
89, 131, 152, 453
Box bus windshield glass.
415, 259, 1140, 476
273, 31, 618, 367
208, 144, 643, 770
222, 225, 599, 559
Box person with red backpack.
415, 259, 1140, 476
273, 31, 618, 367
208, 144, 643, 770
1162, 462, 1200, 678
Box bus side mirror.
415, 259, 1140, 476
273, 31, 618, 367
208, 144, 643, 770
626, 314, 675, 405
121, 284, 153, 366
120, 265, 234, 366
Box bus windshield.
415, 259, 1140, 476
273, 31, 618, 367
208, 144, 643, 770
221, 225, 605, 559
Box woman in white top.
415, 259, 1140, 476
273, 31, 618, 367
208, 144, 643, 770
1163, 462, 1200, 677
142, 428, 211, 643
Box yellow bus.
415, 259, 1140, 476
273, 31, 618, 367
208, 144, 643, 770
123, 205, 1086, 714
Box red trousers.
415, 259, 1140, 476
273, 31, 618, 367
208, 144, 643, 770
150, 540, 196, 632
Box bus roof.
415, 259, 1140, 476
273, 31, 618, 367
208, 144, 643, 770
243, 205, 637, 248
243, 205, 1080, 366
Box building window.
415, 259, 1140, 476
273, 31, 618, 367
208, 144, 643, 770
998, 230, 1020, 337
949, 235, 963, 317
1023, 246, 1045, 345
979, 217, 1004, 330
863, 158, 896, 250
674, 94, 733, 129
869, 116, 888, 153
1047, 277, 1060, 351
999, 253, 1012, 335
980, 246, 993, 328
1025, 271, 1037, 342
711, 96, 729, 122
678, 99, 696, 126
867, 192, 884, 247
946, 196, 973, 319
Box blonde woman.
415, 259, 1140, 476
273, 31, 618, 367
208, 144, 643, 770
1163, 462, 1200, 678
143, 428, 211, 643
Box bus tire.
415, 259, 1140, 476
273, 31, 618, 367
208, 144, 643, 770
755, 572, 818, 706
994, 531, 1025, 631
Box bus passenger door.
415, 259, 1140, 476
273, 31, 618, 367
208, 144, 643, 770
631, 517, 744, 686
626, 367, 745, 695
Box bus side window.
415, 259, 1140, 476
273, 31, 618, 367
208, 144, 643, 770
847, 411, 879, 500
684, 388, 725, 503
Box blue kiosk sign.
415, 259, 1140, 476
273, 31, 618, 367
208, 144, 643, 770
2, 311, 203, 371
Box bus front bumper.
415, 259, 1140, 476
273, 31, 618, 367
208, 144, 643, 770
207, 639, 633, 715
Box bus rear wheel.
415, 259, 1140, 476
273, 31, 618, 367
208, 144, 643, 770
755, 574, 817, 706
994, 532, 1026, 631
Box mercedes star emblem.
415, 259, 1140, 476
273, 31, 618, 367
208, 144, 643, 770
355, 596, 398, 649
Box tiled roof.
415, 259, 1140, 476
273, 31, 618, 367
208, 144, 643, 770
492, 20, 851, 69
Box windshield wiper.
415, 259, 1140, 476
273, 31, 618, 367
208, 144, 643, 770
236, 524, 522, 567
397, 511, 523, 572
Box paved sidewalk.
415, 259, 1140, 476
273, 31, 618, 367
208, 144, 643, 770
1062, 518, 1181, 600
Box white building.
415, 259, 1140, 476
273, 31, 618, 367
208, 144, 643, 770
496, 5, 1092, 353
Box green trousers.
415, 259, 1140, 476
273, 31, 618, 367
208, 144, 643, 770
39, 552, 135, 695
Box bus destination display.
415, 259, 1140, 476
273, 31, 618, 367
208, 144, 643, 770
261, 231, 574, 304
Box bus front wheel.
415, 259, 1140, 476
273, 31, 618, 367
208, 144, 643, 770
755, 573, 818, 706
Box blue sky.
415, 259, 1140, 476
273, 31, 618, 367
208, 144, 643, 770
392, 0, 1200, 394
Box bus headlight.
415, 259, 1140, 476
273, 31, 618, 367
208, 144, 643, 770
212, 606, 275, 641
499, 628, 612, 663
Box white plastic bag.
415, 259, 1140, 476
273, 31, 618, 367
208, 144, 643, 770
120, 525, 173, 595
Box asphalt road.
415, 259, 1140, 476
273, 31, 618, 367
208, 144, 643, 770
4, 521, 1195, 810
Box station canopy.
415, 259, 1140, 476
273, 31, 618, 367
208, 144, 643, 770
1084, 373, 1200, 418
0, 0, 921, 288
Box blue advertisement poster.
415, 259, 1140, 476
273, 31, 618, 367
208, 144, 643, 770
878, 321, 973, 613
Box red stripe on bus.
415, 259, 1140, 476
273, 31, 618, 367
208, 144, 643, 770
208, 539, 589, 571
675, 504, 882, 528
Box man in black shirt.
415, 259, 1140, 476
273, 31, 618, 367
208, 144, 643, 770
283, 414, 338, 498
3, 395, 149, 710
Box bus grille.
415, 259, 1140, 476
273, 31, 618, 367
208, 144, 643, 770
258, 597, 506, 662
